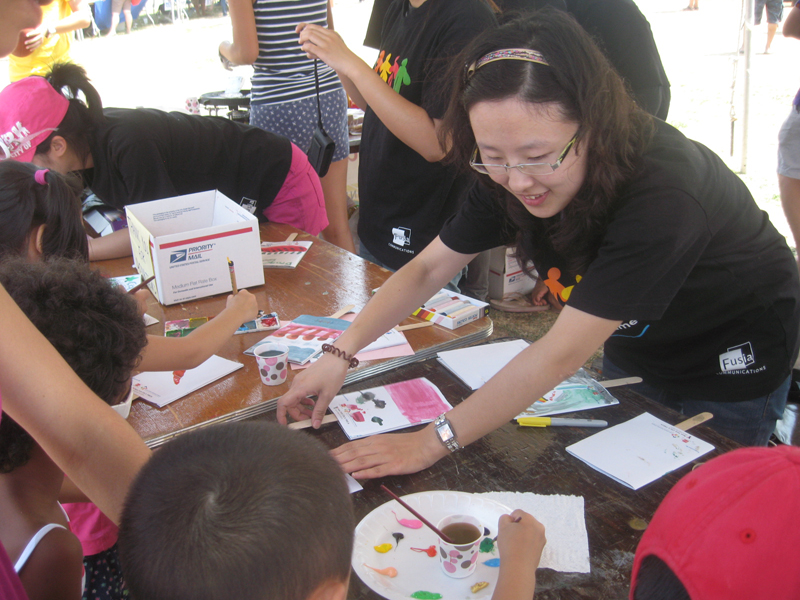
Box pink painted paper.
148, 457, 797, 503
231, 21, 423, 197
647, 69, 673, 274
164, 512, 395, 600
385, 379, 451, 423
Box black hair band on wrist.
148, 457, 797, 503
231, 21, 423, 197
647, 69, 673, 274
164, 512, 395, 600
321, 344, 359, 369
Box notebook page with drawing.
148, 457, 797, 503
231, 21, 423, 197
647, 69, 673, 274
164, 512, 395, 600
565, 412, 715, 490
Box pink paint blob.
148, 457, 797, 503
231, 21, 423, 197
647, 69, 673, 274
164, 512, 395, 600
392, 511, 423, 529
363, 564, 398, 578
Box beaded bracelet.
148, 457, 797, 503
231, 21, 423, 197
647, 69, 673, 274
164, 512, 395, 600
321, 344, 359, 369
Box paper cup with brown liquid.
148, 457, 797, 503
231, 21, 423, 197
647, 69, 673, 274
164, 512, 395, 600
436, 514, 483, 578
254, 342, 289, 386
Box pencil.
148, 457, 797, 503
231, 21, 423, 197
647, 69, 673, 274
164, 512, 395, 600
127, 275, 155, 295
227, 257, 238, 294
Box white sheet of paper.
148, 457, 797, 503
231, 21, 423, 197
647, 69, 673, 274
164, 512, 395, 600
132, 356, 243, 408
345, 474, 363, 494
437, 339, 529, 390
143, 314, 159, 327
566, 412, 715, 490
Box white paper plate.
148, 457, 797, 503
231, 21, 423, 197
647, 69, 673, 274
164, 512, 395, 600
353, 491, 510, 600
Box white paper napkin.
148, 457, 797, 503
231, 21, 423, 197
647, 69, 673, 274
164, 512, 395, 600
478, 492, 590, 573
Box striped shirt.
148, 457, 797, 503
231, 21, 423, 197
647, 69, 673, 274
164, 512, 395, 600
251, 0, 343, 105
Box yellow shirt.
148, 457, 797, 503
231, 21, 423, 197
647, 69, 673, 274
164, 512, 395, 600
9, 0, 73, 82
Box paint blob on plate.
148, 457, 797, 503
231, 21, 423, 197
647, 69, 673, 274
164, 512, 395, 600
374, 543, 393, 553
410, 592, 442, 599
392, 510, 423, 529
363, 564, 398, 578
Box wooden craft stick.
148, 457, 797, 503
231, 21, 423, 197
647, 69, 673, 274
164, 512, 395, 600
288, 413, 338, 430
285, 233, 298, 242
127, 275, 155, 295
328, 304, 355, 319
600, 376, 643, 388
675, 412, 713, 432
394, 322, 434, 332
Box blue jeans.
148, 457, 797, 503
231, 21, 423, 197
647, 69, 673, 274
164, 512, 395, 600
358, 244, 465, 293
602, 357, 790, 447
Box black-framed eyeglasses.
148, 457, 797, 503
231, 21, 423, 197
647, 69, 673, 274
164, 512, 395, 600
469, 135, 577, 177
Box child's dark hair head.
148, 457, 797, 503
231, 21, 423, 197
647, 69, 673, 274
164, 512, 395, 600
0, 160, 88, 261
35, 62, 104, 167
0, 257, 146, 473
119, 421, 355, 600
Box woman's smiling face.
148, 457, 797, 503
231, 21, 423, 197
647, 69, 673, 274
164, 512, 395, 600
468, 97, 586, 219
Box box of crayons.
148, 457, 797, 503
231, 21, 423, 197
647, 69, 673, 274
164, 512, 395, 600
412, 289, 490, 330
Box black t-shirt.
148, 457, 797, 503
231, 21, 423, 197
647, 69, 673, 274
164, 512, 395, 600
357, 0, 496, 270
86, 108, 293, 220
499, 0, 669, 94
440, 121, 800, 402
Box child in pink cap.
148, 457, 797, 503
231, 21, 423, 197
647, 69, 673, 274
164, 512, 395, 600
0, 62, 328, 261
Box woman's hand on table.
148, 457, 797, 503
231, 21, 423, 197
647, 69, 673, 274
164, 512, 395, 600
330, 426, 448, 479
296, 22, 360, 77
277, 353, 349, 426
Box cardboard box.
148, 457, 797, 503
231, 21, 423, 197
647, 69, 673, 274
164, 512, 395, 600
488, 246, 537, 300
127, 190, 264, 305
412, 289, 490, 330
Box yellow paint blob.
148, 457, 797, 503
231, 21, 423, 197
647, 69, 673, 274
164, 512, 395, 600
373, 543, 393, 553
471, 582, 490, 593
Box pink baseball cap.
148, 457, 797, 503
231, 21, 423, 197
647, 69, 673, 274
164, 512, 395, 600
0, 76, 69, 163
630, 445, 800, 600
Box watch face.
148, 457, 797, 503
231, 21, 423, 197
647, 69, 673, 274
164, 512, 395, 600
438, 423, 454, 443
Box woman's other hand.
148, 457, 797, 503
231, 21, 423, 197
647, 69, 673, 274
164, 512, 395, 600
330, 426, 448, 479
276, 353, 349, 426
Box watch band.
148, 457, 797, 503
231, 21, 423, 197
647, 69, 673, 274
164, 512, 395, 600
433, 413, 461, 453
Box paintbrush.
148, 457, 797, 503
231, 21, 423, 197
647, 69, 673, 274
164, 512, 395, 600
127, 275, 155, 295
379, 485, 455, 544
227, 257, 238, 294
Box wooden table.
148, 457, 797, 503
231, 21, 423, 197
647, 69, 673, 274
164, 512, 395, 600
271, 346, 741, 600
94, 224, 492, 448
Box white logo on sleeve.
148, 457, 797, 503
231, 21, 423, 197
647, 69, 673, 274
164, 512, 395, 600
719, 342, 755, 372
391, 227, 411, 247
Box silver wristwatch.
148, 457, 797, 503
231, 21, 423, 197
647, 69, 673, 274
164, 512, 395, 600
433, 413, 461, 453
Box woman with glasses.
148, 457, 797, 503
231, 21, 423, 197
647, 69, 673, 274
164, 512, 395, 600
278, 11, 800, 477
0, 62, 329, 261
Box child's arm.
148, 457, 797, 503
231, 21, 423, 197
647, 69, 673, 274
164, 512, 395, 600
491, 510, 546, 600
59, 476, 90, 504
138, 290, 259, 371
87, 229, 134, 261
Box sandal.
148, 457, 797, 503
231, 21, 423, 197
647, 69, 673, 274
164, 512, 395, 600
490, 292, 550, 313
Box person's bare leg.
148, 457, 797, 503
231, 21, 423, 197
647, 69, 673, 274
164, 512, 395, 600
107, 11, 120, 35
123, 1, 132, 33
779, 174, 800, 270
766, 22, 778, 52
319, 158, 356, 253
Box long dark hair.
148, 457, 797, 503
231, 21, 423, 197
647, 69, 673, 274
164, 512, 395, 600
0, 160, 88, 261
34, 62, 105, 167
440, 10, 653, 276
